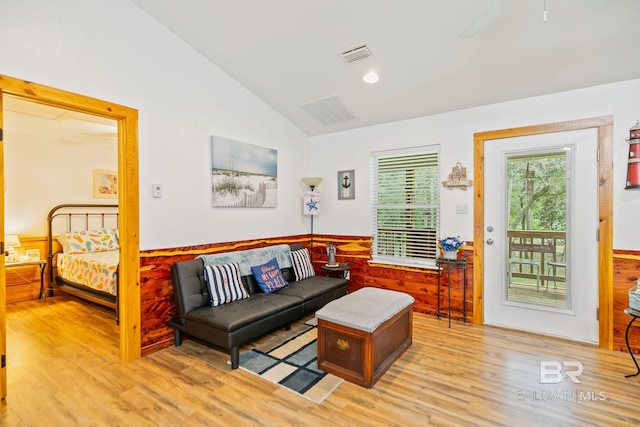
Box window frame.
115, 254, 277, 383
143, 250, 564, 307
370, 145, 440, 268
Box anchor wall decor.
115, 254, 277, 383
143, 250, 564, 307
337, 169, 355, 200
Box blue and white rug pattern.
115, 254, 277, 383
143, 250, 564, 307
238, 325, 343, 403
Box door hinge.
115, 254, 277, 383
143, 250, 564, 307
596, 228, 600, 241
1, 354, 5, 368
597, 147, 600, 161
596, 307, 599, 321
0, 128, 3, 141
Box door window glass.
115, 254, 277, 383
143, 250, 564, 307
505, 151, 569, 309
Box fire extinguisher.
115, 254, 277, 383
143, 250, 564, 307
625, 120, 640, 189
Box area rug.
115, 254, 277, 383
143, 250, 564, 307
238, 324, 343, 403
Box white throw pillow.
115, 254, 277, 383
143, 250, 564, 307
291, 248, 315, 281
204, 262, 249, 306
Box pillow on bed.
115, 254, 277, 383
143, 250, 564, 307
251, 258, 289, 294
290, 248, 315, 281
58, 228, 120, 254
204, 262, 249, 306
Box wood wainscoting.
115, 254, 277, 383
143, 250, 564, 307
309, 235, 474, 321
12, 235, 640, 358
613, 250, 640, 354
138, 234, 473, 356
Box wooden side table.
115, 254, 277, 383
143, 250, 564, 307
6, 259, 47, 299
321, 263, 350, 280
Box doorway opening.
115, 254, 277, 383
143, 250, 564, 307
473, 116, 614, 349
0, 74, 140, 400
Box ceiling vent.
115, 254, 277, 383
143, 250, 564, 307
341, 43, 373, 63
300, 95, 357, 126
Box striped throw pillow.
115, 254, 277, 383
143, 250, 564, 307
204, 262, 249, 306
291, 248, 315, 281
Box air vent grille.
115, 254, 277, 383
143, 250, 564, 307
300, 95, 357, 126
341, 44, 373, 63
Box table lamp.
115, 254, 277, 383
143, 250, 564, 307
5, 234, 21, 263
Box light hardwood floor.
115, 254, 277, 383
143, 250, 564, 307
2, 294, 640, 426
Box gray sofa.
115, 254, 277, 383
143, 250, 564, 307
168, 244, 348, 368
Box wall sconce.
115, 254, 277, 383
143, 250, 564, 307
301, 177, 322, 261
4, 234, 21, 263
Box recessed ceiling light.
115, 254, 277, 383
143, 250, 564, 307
363, 72, 379, 84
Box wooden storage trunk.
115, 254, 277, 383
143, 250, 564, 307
317, 304, 413, 388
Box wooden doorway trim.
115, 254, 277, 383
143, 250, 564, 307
473, 116, 614, 349
0, 75, 141, 361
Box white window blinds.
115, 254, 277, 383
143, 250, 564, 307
371, 147, 440, 265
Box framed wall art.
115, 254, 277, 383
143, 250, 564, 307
211, 135, 278, 208
337, 169, 355, 200
92, 169, 118, 199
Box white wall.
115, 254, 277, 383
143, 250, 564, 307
0, 0, 311, 249
4, 131, 118, 236
3, 1, 639, 252
310, 78, 640, 250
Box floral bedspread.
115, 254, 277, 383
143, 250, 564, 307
57, 250, 118, 296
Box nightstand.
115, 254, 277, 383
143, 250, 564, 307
6, 259, 47, 299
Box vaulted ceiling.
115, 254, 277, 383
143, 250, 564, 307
131, 0, 640, 136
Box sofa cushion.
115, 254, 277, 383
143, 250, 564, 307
170, 258, 209, 320
291, 248, 315, 281
204, 263, 249, 306
251, 258, 289, 294
276, 276, 346, 300
185, 293, 301, 332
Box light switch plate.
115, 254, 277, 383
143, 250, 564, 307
456, 203, 468, 214
152, 184, 162, 198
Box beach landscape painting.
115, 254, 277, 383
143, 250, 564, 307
211, 136, 278, 208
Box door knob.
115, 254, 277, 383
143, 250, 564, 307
486, 238, 494, 245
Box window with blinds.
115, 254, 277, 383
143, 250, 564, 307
371, 147, 440, 266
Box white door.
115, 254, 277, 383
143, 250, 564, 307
483, 128, 599, 343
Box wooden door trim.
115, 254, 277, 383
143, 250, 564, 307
473, 116, 614, 349
0, 91, 5, 399
0, 74, 141, 361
